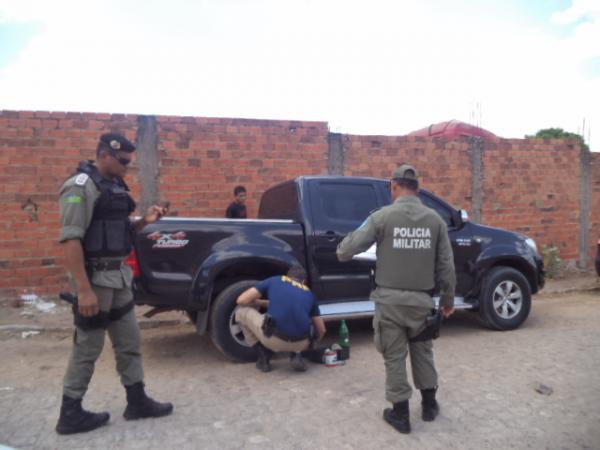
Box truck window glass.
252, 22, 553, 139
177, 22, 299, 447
418, 193, 453, 227
314, 183, 378, 231
258, 182, 299, 220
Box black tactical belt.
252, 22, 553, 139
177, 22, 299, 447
86, 260, 124, 271
74, 301, 135, 330
261, 314, 308, 342
59, 292, 135, 330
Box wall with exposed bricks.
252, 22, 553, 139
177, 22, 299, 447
590, 152, 600, 259
0, 110, 595, 300
342, 135, 473, 210
481, 139, 583, 261
155, 116, 328, 219
342, 135, 586, 261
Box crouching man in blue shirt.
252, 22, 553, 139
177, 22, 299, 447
236, 265, 326, 372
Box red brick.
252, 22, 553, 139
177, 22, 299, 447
0, 110, 595, 299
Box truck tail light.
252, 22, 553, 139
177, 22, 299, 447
126, 249, 141, 278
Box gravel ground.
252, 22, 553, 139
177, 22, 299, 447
1, 282, 599, 449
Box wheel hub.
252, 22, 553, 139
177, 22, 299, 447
492, 280, 523, 319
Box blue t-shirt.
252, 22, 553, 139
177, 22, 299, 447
255, 275, 320, 338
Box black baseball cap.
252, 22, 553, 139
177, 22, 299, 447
99, 133, 136, 153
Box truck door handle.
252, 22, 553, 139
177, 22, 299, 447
324, 231, 337, 242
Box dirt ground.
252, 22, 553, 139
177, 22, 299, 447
1, 274, 599, 449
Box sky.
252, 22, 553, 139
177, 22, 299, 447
0, 0, 599, 149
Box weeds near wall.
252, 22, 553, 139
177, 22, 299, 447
542, 244, 565, 278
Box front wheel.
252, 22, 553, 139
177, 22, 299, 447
478, 266, 532, 330
209, 279, 259, 361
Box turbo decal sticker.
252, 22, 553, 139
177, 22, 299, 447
147, 231, 190, 249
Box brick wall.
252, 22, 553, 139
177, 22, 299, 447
0, 109, 596, 300
343, 135, 586, 260
482, 139, 582, 260
0, 111, 329, 299
590, 152, 600, 259
0, 111, 140, 300
155, 116, 329, 219
342, 135, 473, 210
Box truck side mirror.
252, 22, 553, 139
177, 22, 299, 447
454, 209, 469, 227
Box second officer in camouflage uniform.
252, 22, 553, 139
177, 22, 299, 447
337, 164, 456, 434
55, 133, 173, 435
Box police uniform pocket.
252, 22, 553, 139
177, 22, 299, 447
105, 220, 127, 252
373, 316, 384, 354
84, 221, 104, 252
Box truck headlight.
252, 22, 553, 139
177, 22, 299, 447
525, 238, 538, 254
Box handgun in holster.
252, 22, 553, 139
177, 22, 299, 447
59, 292, 133, 330
261, 313, 276, 337
59, 292, 109, 330
409, 309, 443, 343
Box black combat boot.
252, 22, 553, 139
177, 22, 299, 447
123, 382, 173, 421
254, 343, 273, 372
55, 395, 110, 435
289, 352, 307, 372
383, 400, 411, 434
421, 388, 440, 421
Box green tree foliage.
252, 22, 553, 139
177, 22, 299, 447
527, 128, 589, 151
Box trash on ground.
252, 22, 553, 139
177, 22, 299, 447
34, 301, 56, 313
21, 331, 40, 339
535, 383, 553, 396
20, 292, 39, 304
18, 291, 57, 314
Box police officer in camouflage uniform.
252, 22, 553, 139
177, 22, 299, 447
337, 164, 455, 435
55, 133, 173, 435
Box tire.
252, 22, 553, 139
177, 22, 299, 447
478, 266, 532, 330
209, 279, 259, 362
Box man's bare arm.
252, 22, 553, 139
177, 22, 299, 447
133, 205, 169, 233
312, 316, 326, 341
236, 287, 263, 306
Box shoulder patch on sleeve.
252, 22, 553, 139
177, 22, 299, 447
66, 194, 82, 204
357, 218, 369, 230
75, 174, 89, 186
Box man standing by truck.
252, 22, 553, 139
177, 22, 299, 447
336, 164, 456, 435
56, 133, 173, 435
236, 266, 326, 372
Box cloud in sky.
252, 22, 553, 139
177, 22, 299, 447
0, 0, 598, 148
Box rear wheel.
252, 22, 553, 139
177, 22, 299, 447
478, 266, 531, 330
209, 279, 259, 361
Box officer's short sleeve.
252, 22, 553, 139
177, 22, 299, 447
59, 175, 99, 242
309, 295, 321, 317
336, 213, 380, 262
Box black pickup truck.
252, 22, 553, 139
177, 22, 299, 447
130, 176, 544, 361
